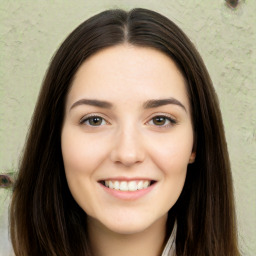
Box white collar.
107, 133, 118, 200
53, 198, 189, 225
161, 221, 177, 256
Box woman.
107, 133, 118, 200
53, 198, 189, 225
10, 8, 240, 256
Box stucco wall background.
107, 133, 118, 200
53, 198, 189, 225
0, 1, 255, 255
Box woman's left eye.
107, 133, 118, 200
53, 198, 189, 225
148, 115, 176, 127
80, 116, 107, 126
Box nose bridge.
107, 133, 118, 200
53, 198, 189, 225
110, 120, 145, 166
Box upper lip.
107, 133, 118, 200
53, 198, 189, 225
98, 177, 156, 182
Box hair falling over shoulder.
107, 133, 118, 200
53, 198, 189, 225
10, 8, 240, 256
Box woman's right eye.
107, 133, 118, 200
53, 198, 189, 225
80, 116, 107, 126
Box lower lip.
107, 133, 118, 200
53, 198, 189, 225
99, 182, 156, 200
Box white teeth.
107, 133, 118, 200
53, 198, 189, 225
137, 181, 143, 190
109, 181, 114, 189
143, 181, 150, 188
119, 181, 128, 191
128, 181, 137, 191
114, 181, 119, 190
103, 180, 152, 191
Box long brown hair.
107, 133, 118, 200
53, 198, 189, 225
10, 8, 240, 256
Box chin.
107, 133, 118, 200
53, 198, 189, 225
92, 211, 167, 236
104, 221, 150, 235
106, 221, 151, 235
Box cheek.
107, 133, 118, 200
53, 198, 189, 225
61, 128, 107, 214
149, 133, 194, 174
61, 128, 108, 176
150, 138, 192, 210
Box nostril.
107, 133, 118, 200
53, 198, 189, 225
110, 132, 145, 166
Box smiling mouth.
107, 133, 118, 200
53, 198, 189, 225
99, 180, 156, 192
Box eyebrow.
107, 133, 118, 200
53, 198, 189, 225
70, 99, 113, 111
70, 97, 187, 112
143, 98, 187, 112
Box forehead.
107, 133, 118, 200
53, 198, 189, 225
66, 44, 190, 111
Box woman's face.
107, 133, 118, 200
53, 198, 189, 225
61, 44, 195, 235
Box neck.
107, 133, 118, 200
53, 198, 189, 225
87, 215, 168, 256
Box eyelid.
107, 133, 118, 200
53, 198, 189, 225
146, 113, 177, 128
79, 113, 110, 125
79, 112, 177, 128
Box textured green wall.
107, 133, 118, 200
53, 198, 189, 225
0, 1, 255, 255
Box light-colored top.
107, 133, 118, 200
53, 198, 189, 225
161, 221, 177, 256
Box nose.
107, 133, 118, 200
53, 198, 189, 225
110, 125, 145, 167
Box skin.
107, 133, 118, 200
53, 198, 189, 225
61, 44, 196, 256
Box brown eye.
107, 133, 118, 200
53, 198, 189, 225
149, 115, 176, 127
89, 117, 103, 126
81, 116, 106, 126
152, 116, 167, 126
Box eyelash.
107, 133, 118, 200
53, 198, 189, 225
80, 114, 108, 126
147, 114, 177, 128
79, 113, 177, 128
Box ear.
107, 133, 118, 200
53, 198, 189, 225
189, 151, 196, 164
